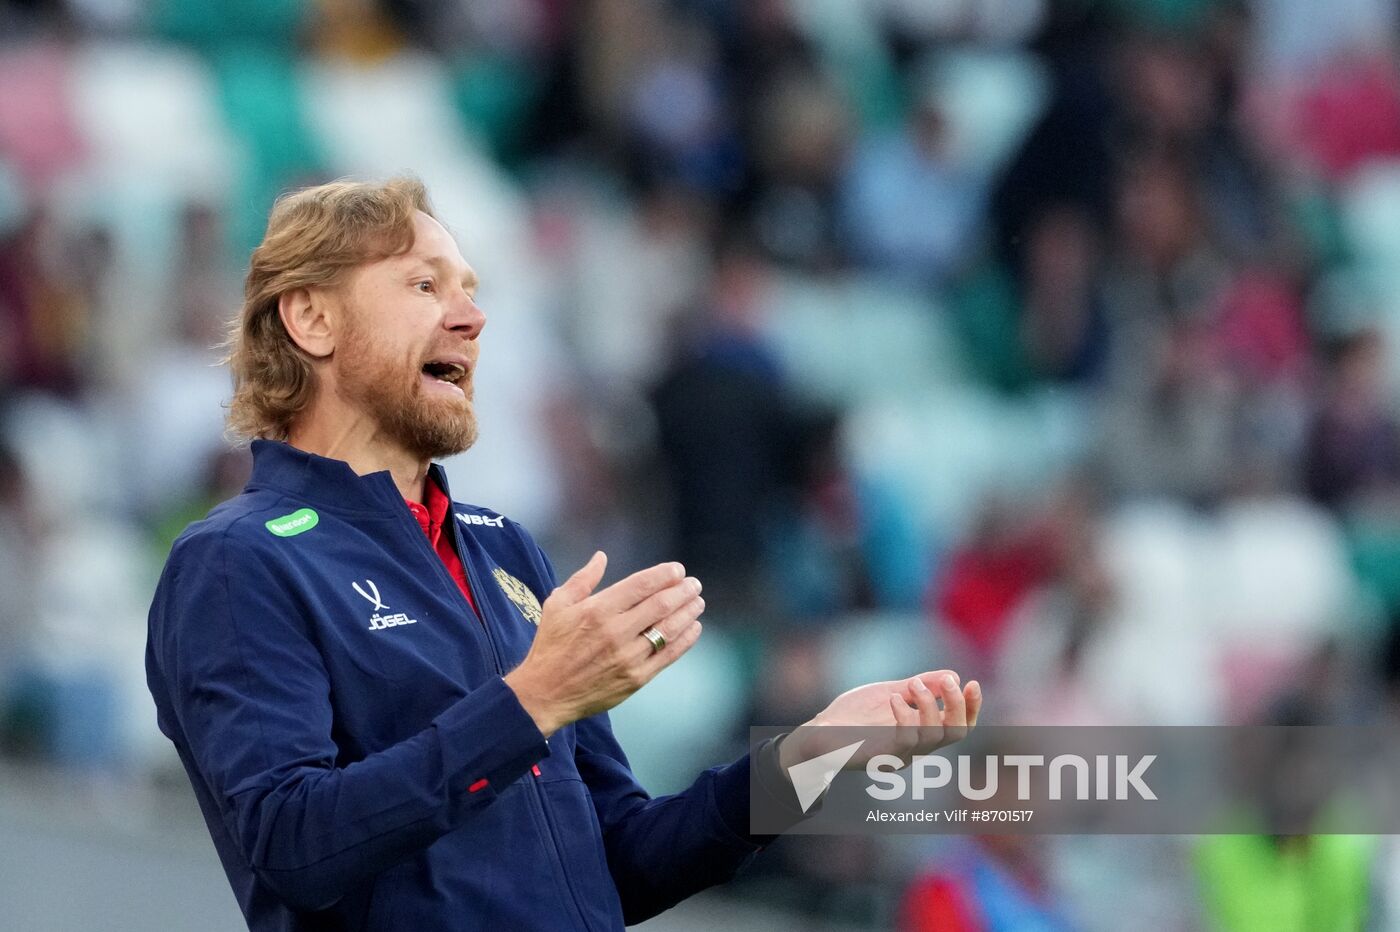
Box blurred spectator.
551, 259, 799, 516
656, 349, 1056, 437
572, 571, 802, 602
994, 478, 1116, 725
1096, 318, 1237, 503
1295, 52, 1400, 182
0, 442, 37, 693
0, 400, 152, 769
990, 5, 1118, 271
1195, 832, 1376, 932
839, 88, 983, 286
769, 410, 926, 619
0, 208, 90, 396
1304, 328, 1400, 510
1195, 694, 1378, 932
1212, 267, 1313, 493
536, 379, 658, 583
1118, 23, 1291, 262
899, 836, 1075, 931
650, 241, 795, 614
932, 497, 1056, 670
1018, 203, 1110, 385
747, 66, 852, 269
124, 203, 239, 516
547, 180, 715, 388
1096, 148, 1242, 503
624, 14, 743, 196
939, 478, 1106, 688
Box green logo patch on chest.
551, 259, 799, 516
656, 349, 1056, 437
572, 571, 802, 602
265, 508, 320, 538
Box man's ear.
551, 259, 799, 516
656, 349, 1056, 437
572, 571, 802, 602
278, 287, 336, 359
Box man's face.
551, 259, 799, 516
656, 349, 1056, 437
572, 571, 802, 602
333, 211, 486, 460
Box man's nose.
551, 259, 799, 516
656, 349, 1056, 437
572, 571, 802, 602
445, 288, 486, 338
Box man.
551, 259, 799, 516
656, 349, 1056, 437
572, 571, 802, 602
145, 177, 983, 931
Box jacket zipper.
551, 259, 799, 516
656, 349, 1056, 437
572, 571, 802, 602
530, 777, 597, 931
438, 503, 596, 931
394, 499, 506, 675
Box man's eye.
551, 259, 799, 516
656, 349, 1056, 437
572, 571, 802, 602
416, 281, 434, 293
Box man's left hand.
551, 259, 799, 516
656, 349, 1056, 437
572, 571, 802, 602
776, 672, 982, 775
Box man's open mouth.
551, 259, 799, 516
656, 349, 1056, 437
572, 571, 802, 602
422, 361, 467, 385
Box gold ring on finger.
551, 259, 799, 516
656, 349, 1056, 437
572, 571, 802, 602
641, 626, 667, 654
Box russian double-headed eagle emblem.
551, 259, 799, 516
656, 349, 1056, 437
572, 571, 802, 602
493, 567, 542, 625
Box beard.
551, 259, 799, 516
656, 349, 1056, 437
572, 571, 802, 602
336, 316, 478, 461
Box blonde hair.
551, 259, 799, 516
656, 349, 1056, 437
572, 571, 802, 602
224, 177, 435, 440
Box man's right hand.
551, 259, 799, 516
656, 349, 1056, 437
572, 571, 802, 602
503, 552, 705, 738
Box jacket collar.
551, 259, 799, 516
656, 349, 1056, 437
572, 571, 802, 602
246, 439, 455, 515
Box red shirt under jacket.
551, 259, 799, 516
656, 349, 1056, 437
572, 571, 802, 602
405, 478, 478, 614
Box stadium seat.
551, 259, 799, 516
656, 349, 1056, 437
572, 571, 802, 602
0, 44, 85, 189
147, 0, 306, 51
56, 43, 241, 376
1341, 159, 1400, 270
207, 47, 324, 256
923, 48, 1049, 176
842, 385, 1091, 541
763, 273, 968, 406
1086, 503, 1226, 724
68, 43, 240, 195
1208, 498, 1355, 641
1344, 515, 1400, 615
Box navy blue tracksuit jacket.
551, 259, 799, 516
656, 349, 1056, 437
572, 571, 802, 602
146, 440, 781, 931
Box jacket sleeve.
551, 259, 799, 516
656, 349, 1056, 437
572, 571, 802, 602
574, 713, 765, 924
517, 535, 809, 924
146, 523, 548, 913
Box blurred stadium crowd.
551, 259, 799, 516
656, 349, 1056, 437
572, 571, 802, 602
4, 0, 1400, 928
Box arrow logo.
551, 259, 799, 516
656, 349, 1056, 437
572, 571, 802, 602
786, 740, 865, 813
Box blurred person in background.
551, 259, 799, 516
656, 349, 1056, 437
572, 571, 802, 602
127, 202, 245, 518
898, 755, 1076, 932
839, 77, 984, 287
746, 65, 852, 270
1304, 327, 1400, 511
769, 408, 927, 620
0, 442, 39, 751
990, 476, 1117, 727
651, 235, 795, 618
1195, 694, 1378, 932
931, 494, 1063, 674
0, 206, 89, 396
899, 834, 1075, 932
145, 176, 983, 931
1018, 202, 1111, 386
1095, 147, 1239, 504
